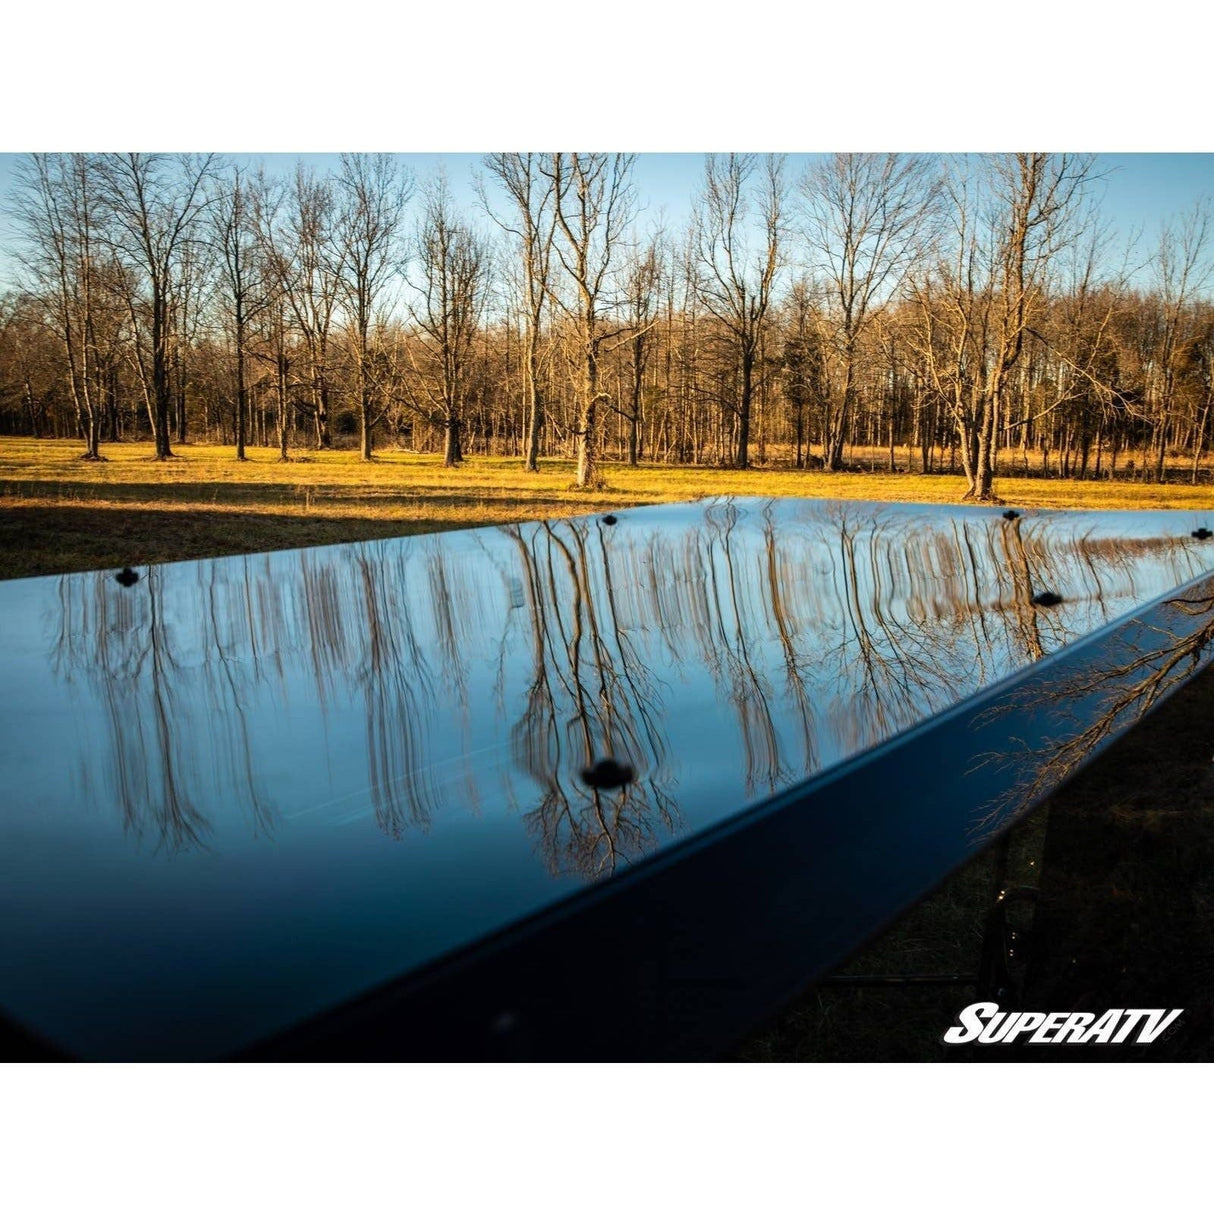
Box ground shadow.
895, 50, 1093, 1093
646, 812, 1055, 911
0, 504, 492, 580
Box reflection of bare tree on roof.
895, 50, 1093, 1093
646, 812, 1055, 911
699, 501, 786, 795
354, 548, 440, 839
54, 568, 211, 851
761, 505, 820, 775
501, 499, 1214, 871
505, 521, 679, 878
760, 503, 1207, 772
49, 535, 483, 849
976, 569, 1214, 834
295, 542, 459, 832
424, 540, 480, 811
46, 500, 1214, 867
198, 560, 276, 836
790, 503, 1015, 757
298, 549, 357, 715
988, 518, 1045, 663
825, 507, 955, 747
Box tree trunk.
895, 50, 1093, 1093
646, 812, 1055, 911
278, 352, 290, 461
524, 344, 542, 472
577, 393, 601, 488
443, 417, 462, 467
628, 335, 643, 468
736, 343, 753, 469
360, 380, 374, 461
972, 396, 997, 500
235, 365, 247, 460
1193, 399, 1212, 484
314, 374, 331, 449
175, 350, 188, 445
152, 301, 173, 459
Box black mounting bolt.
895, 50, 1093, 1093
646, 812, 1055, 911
602, 514, 618, 526
1192, 528, 1212, 540
1002, 510, 1020, 521
115, 567, 140, 587
580, 757, 634, 790
1031, 591, 1063, 607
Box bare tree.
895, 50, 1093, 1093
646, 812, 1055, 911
1149, 203, 1212, 481
333, 153, 412, 461
909, 154, 1097, 500
255, 277, 296, 462
617, 231, 663, 465
779, 276, 827, 468
1019, 214, 1129, 480
694, 153, 785, 469
405, 176, 491, 466
11, 153, 115, 459
0, 290, 62, 437
800, 153, 939, 471
211, 167, 271, 460
95, 153, 215, 458
541, 153, 635, 488
481, 154, 557, 471
260, 164, 344, 450
1183, 317, 1214, 484
169, 230, 213, 446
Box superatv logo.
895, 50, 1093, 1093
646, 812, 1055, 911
943, 1001, 1183, 1046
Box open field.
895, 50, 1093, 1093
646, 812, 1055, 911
2, 434, 1213, 1060
1, 438, 1212, 580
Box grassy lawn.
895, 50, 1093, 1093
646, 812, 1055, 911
2, 435, 1212, 1061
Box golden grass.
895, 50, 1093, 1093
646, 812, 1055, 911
4, 436, 1212, 509
1, 437, 1211, 580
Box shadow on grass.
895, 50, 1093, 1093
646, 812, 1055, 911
0, 504, 504, 580
0, 477, 658, 510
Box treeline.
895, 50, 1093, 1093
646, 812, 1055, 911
2, 152, 1212, 497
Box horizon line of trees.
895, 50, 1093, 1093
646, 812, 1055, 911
2, 152, 1213, 497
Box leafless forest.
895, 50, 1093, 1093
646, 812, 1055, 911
3, 152, 1213, 499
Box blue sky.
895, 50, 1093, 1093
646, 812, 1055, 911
1, 152, 1211, 288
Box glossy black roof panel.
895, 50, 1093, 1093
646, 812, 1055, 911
2, 497, 1213, 1058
